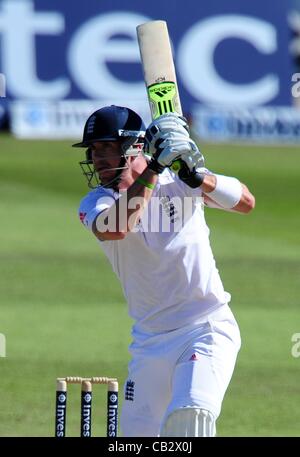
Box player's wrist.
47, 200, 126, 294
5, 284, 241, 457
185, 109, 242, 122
147, 158, 165, 174
141, 165, 160, 184
178, 169, 205, 189
200, 174, 216, 193
136, 177, 156, 190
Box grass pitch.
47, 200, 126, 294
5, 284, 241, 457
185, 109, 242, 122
0, 134, 299, 436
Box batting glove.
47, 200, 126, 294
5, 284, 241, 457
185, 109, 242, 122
147, 132, 195, 173
145, 113, 189, 157
179, 139, 205, 171
178, 163, 205, 188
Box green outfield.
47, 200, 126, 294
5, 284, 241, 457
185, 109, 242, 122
0, 134, 299, 436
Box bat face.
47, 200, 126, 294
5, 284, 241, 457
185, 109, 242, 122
136, 20, 182, 119
137, 20, 183, 172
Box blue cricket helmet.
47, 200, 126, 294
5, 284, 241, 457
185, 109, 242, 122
72, 105, 145, 147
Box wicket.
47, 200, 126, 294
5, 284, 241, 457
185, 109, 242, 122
55, 376, 118, 437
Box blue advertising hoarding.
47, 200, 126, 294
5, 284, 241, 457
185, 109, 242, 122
0, 0, 297, 140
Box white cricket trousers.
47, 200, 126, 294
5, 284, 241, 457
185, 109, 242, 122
121, 304, 241, 437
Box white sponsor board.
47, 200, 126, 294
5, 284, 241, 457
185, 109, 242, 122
193, 105, 300, 144
10, 100, 151, 139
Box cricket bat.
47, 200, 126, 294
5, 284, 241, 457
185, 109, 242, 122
136, 20, 183, 172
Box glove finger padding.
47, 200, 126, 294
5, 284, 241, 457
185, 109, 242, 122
180, 142, 205, 171
148, 133, 204, 169
156, 135, 205, 171
145, 113, 190, 157
148, 113, 189, 134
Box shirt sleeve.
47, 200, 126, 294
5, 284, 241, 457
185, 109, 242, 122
78, 190, 116, 231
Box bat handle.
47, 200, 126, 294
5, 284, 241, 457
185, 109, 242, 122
170, 160, 182, 173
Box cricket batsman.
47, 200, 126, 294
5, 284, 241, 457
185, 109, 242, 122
72, 105, 255, 436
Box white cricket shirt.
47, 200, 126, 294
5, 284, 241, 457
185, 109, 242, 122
78, 169, 230, 333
